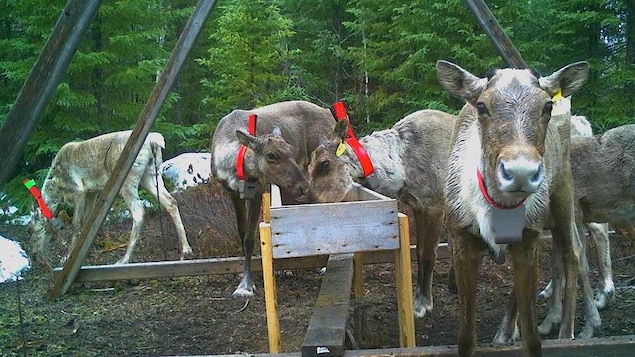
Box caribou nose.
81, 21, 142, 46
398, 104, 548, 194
296, 185, 309, 203
497, 159, 544, 193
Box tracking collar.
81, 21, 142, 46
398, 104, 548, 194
236, 114, 257, 180
331, 102, 374, 177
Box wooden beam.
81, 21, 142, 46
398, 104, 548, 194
48, 0, 219, 301
171, 334, 635, 357
464, 0, 527, 68
50, 243, 452, 284
302, 254, 354, 357
0, 0, 102, 191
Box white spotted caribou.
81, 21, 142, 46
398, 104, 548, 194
160, 152, 212, 193
308, 108, 457, 318
210, 100, 336, 298
32, 130, 194, 264
437, 60, 589, 356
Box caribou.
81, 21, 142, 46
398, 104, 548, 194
210, 100, 336, 298
437, 60, 589, 356
535, 123, 635, 339
32, 130, 193, 264
161, 152, 212, 193
442, 113, 610, 339
308, 109, 456, 318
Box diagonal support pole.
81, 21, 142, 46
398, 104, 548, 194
465, 0, 527, 68
48, 0, 219, 300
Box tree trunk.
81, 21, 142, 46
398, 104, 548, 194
626, 0, 635, 66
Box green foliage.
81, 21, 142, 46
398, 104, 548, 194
197, 0, 297, 116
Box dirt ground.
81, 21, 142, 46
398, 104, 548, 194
1, 180, 635, 357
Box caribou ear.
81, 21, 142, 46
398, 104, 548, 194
436, 60, 488, 104
539, 61, 589, 98
272, 126, 282, 136
236, 130, 259, 151
333, 119, 349, 141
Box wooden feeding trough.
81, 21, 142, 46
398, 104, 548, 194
260, 183, 416, 355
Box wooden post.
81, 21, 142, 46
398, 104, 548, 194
48, 0, 219, 300
395, 213, 416, 348
262, 191, 271, 223
353, 252, 364, 298
464, 0, 527, 68
260, 222, 281, 353
0, 0, 103, 191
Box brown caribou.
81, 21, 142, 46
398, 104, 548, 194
534, 123, 635, 339
32, 130, 193, 264
308, 109, 456, 319
210, 100, 336, 298
437, 60, 588, 356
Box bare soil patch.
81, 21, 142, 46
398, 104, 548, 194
1, 180, 635, 356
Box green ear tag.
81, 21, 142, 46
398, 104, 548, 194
336, 141, 346, 156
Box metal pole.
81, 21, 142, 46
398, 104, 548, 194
49, 0, 219, 300
0, 0, 103, 191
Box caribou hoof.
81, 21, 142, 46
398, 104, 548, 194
414, 288, 433, 318
180, 249, 195, 260
232, 287, 255, 298
492, 325, 520, 345
537, 280, 553, 299
578, 321, 602, 339
595, 285, 615, 310
232, 277, 256, 298
538, 317, 558, 336
115, 257, 131, 265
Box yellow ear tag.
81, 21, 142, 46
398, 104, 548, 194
336, 141, 346, 157
552, 88, 563, 101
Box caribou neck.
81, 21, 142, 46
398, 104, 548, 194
346, 129, 406, 198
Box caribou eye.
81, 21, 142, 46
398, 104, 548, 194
266, 153, 278, 163
542, 101, 554, 116
475, 102, 489, 116
317, 160, 330, 174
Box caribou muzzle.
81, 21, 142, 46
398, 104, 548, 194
496, 146, 544, 194
497, 157, 544, 193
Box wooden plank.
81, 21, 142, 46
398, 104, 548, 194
302, 254, 354, 357
48, 0, 219, 301
50, 243, 452, 284
271, 199, 399, 258
0, 0, 102, 191
180, 334, 635, 357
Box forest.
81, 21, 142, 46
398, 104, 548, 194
1, 0, 634, 212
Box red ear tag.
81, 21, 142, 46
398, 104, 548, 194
23, 178, 54, 220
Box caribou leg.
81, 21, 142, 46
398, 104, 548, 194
117, 183, 146, 264
549, 196, 580, 340
453, 230, 481, 357
576, 223, 602, 338
587, 222, 614, 309
141, 173, 193, 260
492, 292, 520, 345
508, 232, 541, 356
414, 206, 444, 318
231, 191, 263, 298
